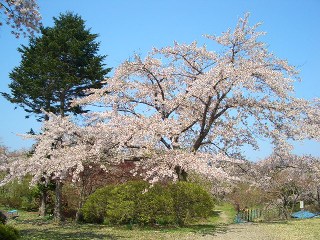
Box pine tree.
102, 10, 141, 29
1, 12, 111, 222
2, 12, 111, 120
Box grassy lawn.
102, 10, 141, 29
3, 203, 232, 240
6, 211, 225, 240
3, 205, 320, 239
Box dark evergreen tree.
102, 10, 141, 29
2, 12, 111, 120
1, 12, 111, 222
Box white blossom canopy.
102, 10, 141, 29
1, 14, 319, 186
75, 14, 319, 159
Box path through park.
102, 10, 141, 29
204, 220, 320, 240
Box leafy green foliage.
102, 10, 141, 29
0, 176, 38, 211
61, 183, 79, 219
169, 182, 215, 225
135, 184, 175, 225
105, 181, 149, 225
2, 12, 110, 120
0, 224, 20, 240
81, 185, 115, 224
82, 181, 214, 226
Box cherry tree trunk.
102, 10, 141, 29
38, 189, 47, 217
75, 200, 84, 222
317, 187, 320, 208
75, 184, 85, 223
175, 166, 188, 181
54, 180, 63, 222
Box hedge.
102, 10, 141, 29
82, 181, 214, 226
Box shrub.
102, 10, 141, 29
81, 185, 115, 223
0, 210, 7, 224
0, 176, 38, 211
82, 181, 214, 226
169, 181, 215, 225
106, 181, 149, 225
0, 224, 20, 240
136, 184, 175, 225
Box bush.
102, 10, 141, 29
0, 176, 38, 211
226, 183, 267, 210
82, 181, 214, 226
105, 181, 149, 225
169, 182, 215, 225
81, 185, 115, 223
0, 210, 7, 224
136, 184, 175, 225
0, 225, 20, 240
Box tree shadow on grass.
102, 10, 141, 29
12, 218, 126, 240
13, 218, 52, 226
20, 227, 124, 240
211, 210, 222, 217
151, 223, 229, 236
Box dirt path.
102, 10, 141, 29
217, 211, 229, 224
209, 223, 279, 240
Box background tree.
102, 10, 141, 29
257, 154, 320, 219
1, 12, 110, 221
0, 0, 41, 38
2, 12, 110, 120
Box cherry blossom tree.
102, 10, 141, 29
74, 13, 319, 181
0, 0, 41, 38
0, 110, 234, 221
257, 154, 320, 218
1, 14, 319, 221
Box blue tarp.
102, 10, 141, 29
291, 210, 317, 219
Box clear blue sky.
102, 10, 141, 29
0, 0, 319, 160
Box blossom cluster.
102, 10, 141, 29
0, 0, 41, 37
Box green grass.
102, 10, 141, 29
1, 203, 236, 239
209, 202, 237, 224
4, 208, 227, 240
4, 204, 320, 240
